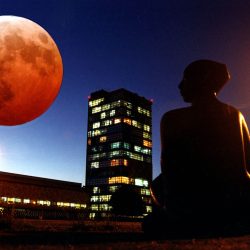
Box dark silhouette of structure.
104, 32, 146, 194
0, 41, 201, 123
144, 60, 250, 237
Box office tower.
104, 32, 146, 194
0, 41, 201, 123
86, 88, 152, 219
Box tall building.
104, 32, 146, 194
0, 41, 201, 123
85, 88, 153, 219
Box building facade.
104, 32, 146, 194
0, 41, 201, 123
0, 171, 89, 220
85, 88, 153, 219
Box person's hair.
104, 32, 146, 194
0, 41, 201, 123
184, 59, 230, 93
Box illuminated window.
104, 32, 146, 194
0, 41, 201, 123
92, 122, 100, 129
92, 106, 101, 114
111, 142, 121, 149
103, 119, 112, 126
89, 98, 104, 107
99, 195, 111, 202
100, 112, 106, 119
109, 186, 119, 192
89, 213, 96, 219
99, 204, 111, 211
37, 200, 51, 206
93, 187, 101, 194
102, 104, 110, 111
23, 199, 30, 204
138, 106, 151, 117
114, 118, 121, 124
143, 140, 152, 148
88, 139, 91, 145
91, 162, 99, 168
109, 150, 122, 157
127, 110, 131, 116
100, 136, 107, 142
124, 101, 132, 109
1, 197, 7, 202
91, 204, 99, 211
141, 188, 151, 196
110, 110, 116, 116
123, 118, 132, 125
146, 206, 152, 213
108, 176, 132, 184
144, 124, 150, 132
134, 145, 141, 152
91, 196, 99, 202
143, 132, 151, 139
135, 178, 149, 187
132, 120, 142, 129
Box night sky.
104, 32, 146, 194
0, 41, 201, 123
1, 0, 250, 184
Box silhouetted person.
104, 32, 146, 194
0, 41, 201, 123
143, 59, 250, 238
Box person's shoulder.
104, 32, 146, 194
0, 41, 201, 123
219, 102, 241, 115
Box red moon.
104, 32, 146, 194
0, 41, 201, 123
0, 16, 63, 126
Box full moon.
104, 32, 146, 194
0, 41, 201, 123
0, 16, 63, 126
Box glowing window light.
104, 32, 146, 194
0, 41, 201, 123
100, 112, 106, 119
123, 118, 132, 125
93, 187, 101, 194
110, 110, 116, 116
102, 119, 112, 126
135, 178, 149, 187
89, 213, 96, 219
92, 122, 100, 129
102, 104, 110, 111
89, 98, 104, 107
91, 204, 99, 211
143, 132, 151, 139
108, 176, 131, 184
111, 142, 122, 149
143, 140, 152, 148
99, 195, 111, 202
146, 206, 152, 213
109, 186, 119, 192
88, 139, 91, 145
91, 162, 99, 168
100, 136, 107, 142
92, 106, 101, 114
91, 196, 99, 202
23, 199, 30, 204
114, 118, 121, 124
144, 124, 151, 132
1, 197, 7, 202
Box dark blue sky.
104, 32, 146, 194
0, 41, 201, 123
1, 0, 250, 184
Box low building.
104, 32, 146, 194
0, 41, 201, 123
0, 171, 89, 220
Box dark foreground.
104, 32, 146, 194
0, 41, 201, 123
2, 220, 250, 249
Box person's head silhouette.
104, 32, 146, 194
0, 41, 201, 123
179, 60, 230, 104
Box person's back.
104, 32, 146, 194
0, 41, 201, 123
144, 59, 250, 237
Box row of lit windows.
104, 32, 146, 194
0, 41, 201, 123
90, 159, 128, 169
88, 128, 107, 137
137, 106, 151, 117
91, 203, 112, 211
88, 149, 151, 162
108, 177, 149, 187
92, 186, 119, 193
91, 195, 111, 202
91, 118, 151, 132
88, 177, 149, 187
141, 188, 151, 196
91, 100, 133, 114
110, 141, 152, 152
89, 98, 104, 107
0, 197, 87, 209
100, 110, 116, 119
